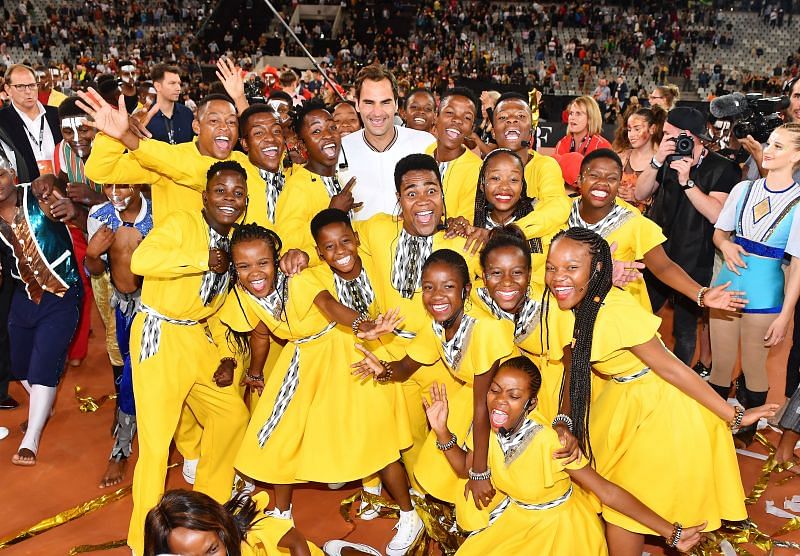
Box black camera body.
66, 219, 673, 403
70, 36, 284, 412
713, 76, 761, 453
731, 94, 787, 143
244, 77, 266, 104
666, 132, 694, 162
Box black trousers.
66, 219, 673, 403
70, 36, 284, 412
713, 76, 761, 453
0, 268, 15, 400
785, 298, 800, 398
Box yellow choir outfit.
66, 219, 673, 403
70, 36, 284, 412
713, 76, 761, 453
425, 142, 483, 222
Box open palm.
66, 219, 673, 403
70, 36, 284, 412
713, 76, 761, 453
75, 87, 131, 140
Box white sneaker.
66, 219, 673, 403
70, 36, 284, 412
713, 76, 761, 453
323, 540, 382, 556
386, 509, 424, 556
182, 458, 199, 485
265, 504, 293, 521
328, 482, 347, 490
359, 484, 382, 520
0, 426, 8, 440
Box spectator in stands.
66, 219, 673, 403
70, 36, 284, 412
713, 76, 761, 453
648, 84, 680, 111
635, 107, 741, 365
592, 77, 611, 115
279, 70, 308, 106
612, 105, 667, 212
36, 65, 66, 108
0, 63, 62, 178
147, 63, 195, 145
554, 96, 611, 156
341, 65, 434, 220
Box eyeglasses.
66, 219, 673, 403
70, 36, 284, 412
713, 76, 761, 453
10, 83, 38, 92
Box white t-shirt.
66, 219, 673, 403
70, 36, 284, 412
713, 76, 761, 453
340, 126, 435, 221
12, 101, 56, 170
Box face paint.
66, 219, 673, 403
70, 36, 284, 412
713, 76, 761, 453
120, 64, 136, 84
110, 193, 132, 210
61, 116, 93, 158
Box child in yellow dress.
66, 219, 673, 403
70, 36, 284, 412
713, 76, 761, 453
219, 217, 419, 556
353, 249, 515, 513
544, 227, 778, 554
422, 356, 705, 555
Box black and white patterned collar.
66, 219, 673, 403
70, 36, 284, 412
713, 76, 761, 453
485, 213, 517, 230
568, 199, 634, 238
259, 168, 285, 224
391, 230, 434, 298
199, 225, 230, 306
432, 313, 476, 370
496, 417, 542, 465
476, 287, 541, 342
245, 270, 286, 320
333, 266, 375, 315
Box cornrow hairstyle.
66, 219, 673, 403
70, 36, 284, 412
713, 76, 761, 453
239, 103, 281, 136
479, 224, 532, 273
498, 355, 542, 400
404, 87, 435, 110
421, 248, 471, 290
473, 148, 534, 229
394, 153, 442, 193
550, 227, 613, 464
207, 160, 247, 183
226, 223, 286, 354
310, 208, 353, 241
290, 97, 329, 135
440, 86, 480, 118
579, 148, 623, 175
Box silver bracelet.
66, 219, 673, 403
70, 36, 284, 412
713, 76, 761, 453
435, 432, 457, 451
552, 413, 574, 432
468, 467, 492, 481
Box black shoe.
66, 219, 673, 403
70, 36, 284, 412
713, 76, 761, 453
0, 396, 18, 409
692, 361, 711, 379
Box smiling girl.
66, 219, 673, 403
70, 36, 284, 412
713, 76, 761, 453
545, 227, 777, 554
423, 356, 705, 555
611, 106, 666, 212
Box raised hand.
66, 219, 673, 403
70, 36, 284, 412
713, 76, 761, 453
357, 307, 405, 341
75, 88, 132, 140
128, 100, 159, 139
422, 382, 449, 435
216, 57, 246, 104
351, 343, 386, 381
701, 281, 748, 312
329, 176, 362, 212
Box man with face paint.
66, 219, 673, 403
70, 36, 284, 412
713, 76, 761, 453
268, 90, 307, 166
81, 90, 270, 228
116, 60, 142, 115
85, 182, 152, 488
36, 65, 66, 108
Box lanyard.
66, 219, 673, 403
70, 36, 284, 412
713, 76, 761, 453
24, 117, 46, 156
164, 115, 175, 145
569, 134, 590, 155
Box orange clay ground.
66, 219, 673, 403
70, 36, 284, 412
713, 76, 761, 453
0, 303, 799, 555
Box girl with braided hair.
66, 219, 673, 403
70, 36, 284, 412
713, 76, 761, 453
545, 227, 778, 554
218, 221, 414, 556
423, 356, 705, 554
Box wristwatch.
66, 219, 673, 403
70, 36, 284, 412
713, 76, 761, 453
681, 179, 695, 191
650, 156, 663, 170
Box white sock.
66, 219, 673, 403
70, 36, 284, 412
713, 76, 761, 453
19, 385, 56, 454
364, 483, 382, 495
20, 380, 32, 395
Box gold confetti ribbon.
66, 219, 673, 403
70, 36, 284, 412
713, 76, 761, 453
74, 385, 117, 413
0, 486, 130, 548
339, 490, 467, 555
67, 539, 127, 554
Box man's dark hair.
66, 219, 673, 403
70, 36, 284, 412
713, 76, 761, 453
355, 65, 399, 101
58, 96, 89, 119
207, 160, 247, 183
151, 63, 181, 83
440, 87, 479, 116
579, 148, 623, 174
394, 153, 441, 193
310, 208, 353, 241
239, 103, 281, 135
404, 87, 435, 110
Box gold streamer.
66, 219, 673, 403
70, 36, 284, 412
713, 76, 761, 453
74, 385, 117, 413
0, 486, 130, 548
67, 539, 127, 554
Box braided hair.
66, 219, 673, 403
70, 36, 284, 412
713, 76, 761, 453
226, 223, 286, 354
498, 355, 542, 401
473, 148, 534, 229
551, 227, 612, 464
478, 224, 531, 274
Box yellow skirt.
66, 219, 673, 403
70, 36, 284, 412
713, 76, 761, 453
535, 359, 564, 423
415, 383, 471, 503
590, 370, 747, 533
456, 488, 607, 556
235, 329, 412, 484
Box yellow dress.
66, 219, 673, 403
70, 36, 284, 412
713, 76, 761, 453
274, 165, 344, 254
85, 134, 270, 227
242, 492, 324, 556
561, 287, 747, 534
227, 266, 412, 485
410, 303, 517, 503
516, 150, 570, 240
425, 142, 483, 222
454, 412, 607, 555
472, 282, 573, 422
567, 197, 665, 310
357, 213, 482, 485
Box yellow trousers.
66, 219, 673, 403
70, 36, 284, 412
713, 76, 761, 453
90, 272, 123, 366
127, 314, 250, 555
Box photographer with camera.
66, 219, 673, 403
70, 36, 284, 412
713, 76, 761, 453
635, 107, 741, 365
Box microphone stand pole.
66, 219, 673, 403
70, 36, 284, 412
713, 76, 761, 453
261, 0, 346, 101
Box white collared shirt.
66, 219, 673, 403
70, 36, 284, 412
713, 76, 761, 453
12, 101, 56, 165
